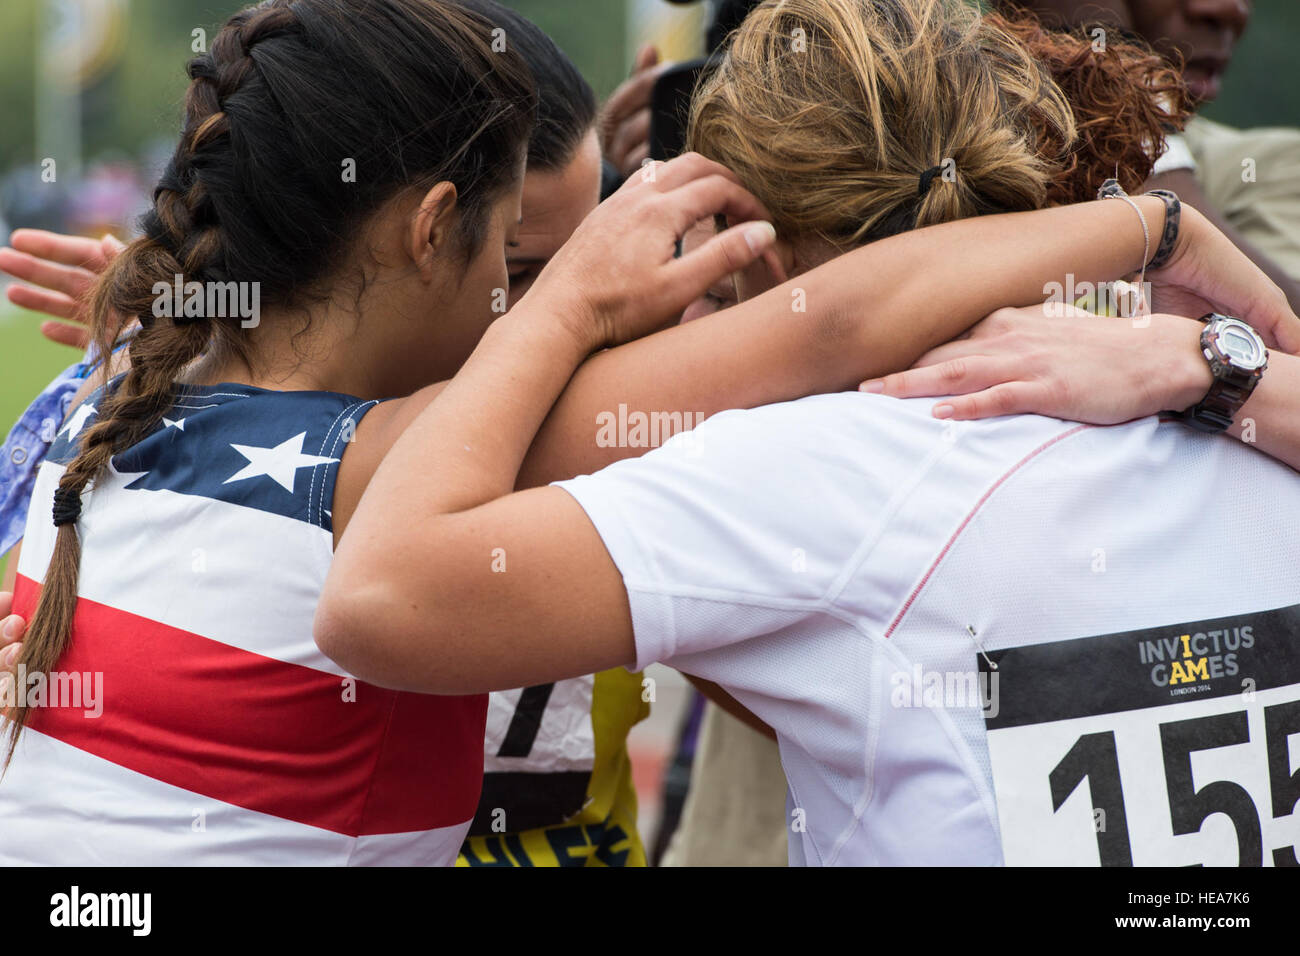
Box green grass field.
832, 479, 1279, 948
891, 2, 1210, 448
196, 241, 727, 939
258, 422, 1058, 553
0, 301, 83, 425
0, 298, 84, 582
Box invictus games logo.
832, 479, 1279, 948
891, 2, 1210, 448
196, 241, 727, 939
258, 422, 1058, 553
1138, 625, 1253, 692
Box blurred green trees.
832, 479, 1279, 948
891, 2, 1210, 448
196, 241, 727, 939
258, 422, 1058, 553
0, 0, 1295, 176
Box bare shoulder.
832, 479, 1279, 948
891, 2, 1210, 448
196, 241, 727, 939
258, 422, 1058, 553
331, 379, 448, 546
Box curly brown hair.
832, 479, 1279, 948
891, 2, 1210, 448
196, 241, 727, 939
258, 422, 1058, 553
993, 11, 1192, 205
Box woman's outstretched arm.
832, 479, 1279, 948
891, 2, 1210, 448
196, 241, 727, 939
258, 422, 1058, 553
318, 167, 1299, 692
513, 194, 1297, 487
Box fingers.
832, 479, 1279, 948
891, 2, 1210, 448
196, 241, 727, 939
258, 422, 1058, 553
0, 594, 28, 658
600, 62, 673, 175
1162, 270, 1299, 352
9, 229, 111, 270
0, 247, 98, 300
0, 626, 21, 711
6, 283, 82, 322
862, 351, 1058, 422
601, 59, 672, 132
910, 338, 990, 369
632, 44, 659, 75
1, 626, 23, 654
614, 155, 759, 231
1160, 209, 1300, 351
634, 152, 746, 195
657, 173, 770, 239
1214, 272, 1298, 352
861, 354, 1023, 401
605, 47, 658, 174
608, 109, 651, 177
101, 234, 127, 259
669, 220, 776, 302
929, 382, 1047, 421
41, 320, 93, 350
760, 246, 789, 286
1, 612, 25, 655
1255, 294, 1300, 354
622, 143, 651, 179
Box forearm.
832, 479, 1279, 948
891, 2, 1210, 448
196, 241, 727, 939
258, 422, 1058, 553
1148, 169, 1300, 314
319, 299, 592, 655
519, 197, 1166, 486
359, 307, 589, 522
1149, 314, 1300, 472
1228, 353, 1300, 473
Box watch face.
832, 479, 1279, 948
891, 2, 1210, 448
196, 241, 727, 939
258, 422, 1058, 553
1213, 319, 1267, 370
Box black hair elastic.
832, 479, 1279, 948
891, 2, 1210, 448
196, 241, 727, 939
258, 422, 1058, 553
52, 487, 82, 527
918, 165, 943, 197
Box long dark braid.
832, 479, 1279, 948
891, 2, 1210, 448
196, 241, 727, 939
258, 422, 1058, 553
4, 0, 535, 768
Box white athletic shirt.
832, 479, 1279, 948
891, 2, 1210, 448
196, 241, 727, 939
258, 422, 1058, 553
557, 393, 1300, 866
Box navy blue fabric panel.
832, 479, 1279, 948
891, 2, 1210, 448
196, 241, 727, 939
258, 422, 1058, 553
47, 381, 379, 532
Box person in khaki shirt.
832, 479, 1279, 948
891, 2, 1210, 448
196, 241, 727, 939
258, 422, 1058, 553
1002, 0, 1300, 308
1183, 116, 1300, 282
661, 703, 790, 867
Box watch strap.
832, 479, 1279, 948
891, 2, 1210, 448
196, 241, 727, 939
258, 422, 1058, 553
1176, 319, 1265, 432
1181, 368, 1260, 432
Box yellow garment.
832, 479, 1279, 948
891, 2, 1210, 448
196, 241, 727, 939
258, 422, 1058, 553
457, 667, 650, 867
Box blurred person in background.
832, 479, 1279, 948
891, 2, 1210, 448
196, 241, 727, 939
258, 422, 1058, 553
608, 0, 1300, 303
1000, 0, 1300, 305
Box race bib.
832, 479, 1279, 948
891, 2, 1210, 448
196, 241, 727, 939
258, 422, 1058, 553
982, 603, 1300, 866
468, 675, 596, 836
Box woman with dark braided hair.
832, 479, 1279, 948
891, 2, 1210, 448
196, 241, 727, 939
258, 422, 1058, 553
0, 0, 543, 865
0, 0, 647, 867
